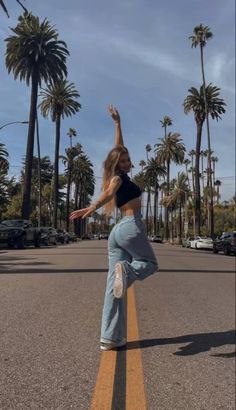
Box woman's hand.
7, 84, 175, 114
69, 205, 96, 220
108, 104, 120, 124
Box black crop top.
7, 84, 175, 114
116, 171, 142, 208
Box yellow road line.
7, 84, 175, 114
90, 349, 117, 410
126, 286, 147, 409
90, 286, 147, 409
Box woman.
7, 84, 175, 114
70, 104, 158, 351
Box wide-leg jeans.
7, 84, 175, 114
100, 212, 158, 342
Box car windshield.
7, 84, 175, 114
1, 220, 24, 227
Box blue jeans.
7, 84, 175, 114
100, 212, 158, 342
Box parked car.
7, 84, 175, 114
40, 227, 57, 246
190, 236, 213, 250
99, 233, 109, 240
182, 237, 194, 248
56, 229, 69, 244
149, 235, 163, 243
0, 219, 41, 249
68, 232, 77, 242
213, 231, 236, 255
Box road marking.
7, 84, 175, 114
90, 349, 117, 409
90, 286, 147, 409
126, 286, 147, 409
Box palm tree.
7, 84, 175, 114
154, 132, 185, 240
145, 144, 152, 162
183, 158, 191, 191
0, 0, 27, 17
214, 180, 221, 205
139, 160, 146, 171
0, 142, 9, 164
39, 80, 81, 228
189, 24, 223, 237
183, 84, 226, 235
60, 143, 83, 231
72, 154, 95, 236
164, 172, 189, 243
160, 116, 172, 139
5, 12, 69, 219
67, 127, 77, 148
211, 156, 218, 184
144, 157, 166, 235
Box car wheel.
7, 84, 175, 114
213, 245, 218, 254
223, 245, 230, 255
17, 234, 27, 249
34, 236, 41, 248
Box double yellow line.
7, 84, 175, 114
90, 287, 147, 409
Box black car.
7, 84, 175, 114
213, 231, 236, 255
40, 227, 57, 246
149, 235, 163, 243
56, 229, 70, 244
68, 232, 77, 242
0, 219, 41, 249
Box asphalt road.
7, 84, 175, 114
0, 241, 235, 410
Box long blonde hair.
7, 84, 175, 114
102, 145, 129, 216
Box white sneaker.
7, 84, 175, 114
113, 262, 127, 299
100, 338, 126, 351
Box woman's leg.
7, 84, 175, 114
116, 218, 158, 288
100, 225, 132, 342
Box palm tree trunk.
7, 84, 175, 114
195, 122, 203, 235
53, 113, 61, 228
145, 188, 150, 235
179, 202, 182, 243
35, 112, 41, 227
200, 43, 214, 237
66, 167, 72, 231
164, 159, 170, 240
154, 179, 157, 235
22, 69, 39, 219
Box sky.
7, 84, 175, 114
0, 0, 235, 202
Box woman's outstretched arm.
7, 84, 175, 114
108, 104, 124, 146
69, 176, 122, 220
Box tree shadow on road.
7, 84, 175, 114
126, 329, 236, 357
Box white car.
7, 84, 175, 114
190, 236, 213, 250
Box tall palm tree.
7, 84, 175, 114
60, 143, 83, 231
72, 154, 95, 236
183, 158, 191, 191
183, 84, 226, 235
144, 157, 166, 235
214, 179, 221, 205
39, 80, 81, 228
164, 172, 189, 243
0, 0, 27, 17
154, 132, 185, 240
160, 116, 172, 139
5, 12, 69, 219
211, 156, 218, 184
145, 144, 152, 162
139, 160, 146, 172
67, 127, 77, 148
189, 24, 221, 237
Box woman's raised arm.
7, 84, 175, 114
108, 104, 124, 147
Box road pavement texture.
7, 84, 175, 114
0, 241, 235, 409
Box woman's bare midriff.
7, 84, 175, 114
119, 197, 142, 216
